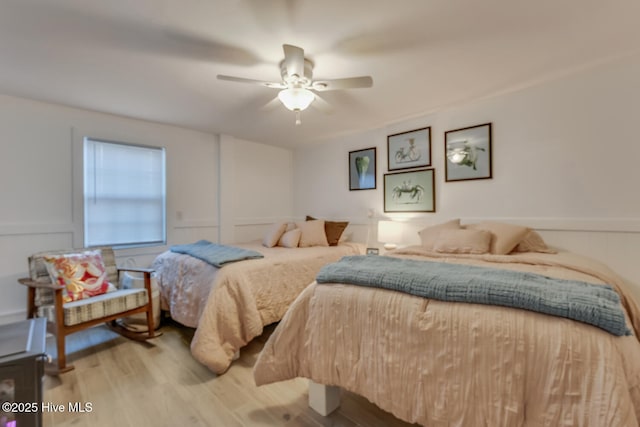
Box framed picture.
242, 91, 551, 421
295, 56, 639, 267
349, 147, 376, 190
387, 127, 431, 171
445, 122, 492, 182
384, 168, 435, 213
366, 247, 380, 255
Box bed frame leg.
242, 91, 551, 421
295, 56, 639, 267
308, 380, 341, 416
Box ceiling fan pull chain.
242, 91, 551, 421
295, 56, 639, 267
295, 110, 302, 126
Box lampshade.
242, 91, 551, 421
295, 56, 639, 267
277, 88, 315, 111
378, 220, 403, 250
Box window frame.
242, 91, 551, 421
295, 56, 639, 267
82, 137, 167, 249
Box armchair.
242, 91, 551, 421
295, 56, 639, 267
18, 247, 158, 373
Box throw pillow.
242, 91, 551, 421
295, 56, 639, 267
418, 219, 461, 250
296, 219, 329, 247
466, 221, 530, 255
306, 215, 349, 246
512, 230, 557, 254
278, 229, 302, 248
433, 229, 492, 254
262, 222, 287, 248
43, 250, 116, 303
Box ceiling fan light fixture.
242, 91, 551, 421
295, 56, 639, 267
277, 87, 315, 112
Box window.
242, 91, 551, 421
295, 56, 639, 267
84, 138, 166, 248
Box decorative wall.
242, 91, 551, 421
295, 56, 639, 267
292, 52, 640, 301
0, 95, 294, 323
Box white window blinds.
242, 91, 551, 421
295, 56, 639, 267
84, 138, 166, 248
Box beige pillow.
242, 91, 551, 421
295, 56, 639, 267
306, 215, 349, 246
339, 231, 352, 243
262, 222, 287, 248
512, 230, 557, 254
467, 221, 530, 255
418, 219, 461, 250
278, 229, 302, 248
295, 220, 329, 247
433, 229, 492, 254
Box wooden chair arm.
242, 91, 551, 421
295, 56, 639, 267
117, 267, 155, 274
18, 277, 64, 290
116, 267, 154, 294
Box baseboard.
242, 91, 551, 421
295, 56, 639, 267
0, 309, 27, 325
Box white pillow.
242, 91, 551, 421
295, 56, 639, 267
285, 222, 297, 232
278, 229, 302, 248
262, 222, 287, 248
295, 220, 329, 247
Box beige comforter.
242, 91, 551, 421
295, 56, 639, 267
153, 241, 364, 374
254, 247, 640, 426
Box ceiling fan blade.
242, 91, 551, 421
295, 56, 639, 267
282, 44, 305, 78
312, 76, 373, 91
217, 75, 285, 89
162, 29, 262, 66
311, 94, 334, 114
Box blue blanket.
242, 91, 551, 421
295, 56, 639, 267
316, 255, 630, 336
170, 240, 263, 268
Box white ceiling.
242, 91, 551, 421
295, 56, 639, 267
1, 0, 639, 148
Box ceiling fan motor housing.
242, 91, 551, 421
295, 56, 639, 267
280, 58, 314, 87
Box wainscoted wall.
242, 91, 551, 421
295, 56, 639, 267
0, 95, 219, 323
218, 135, 294, 244
293, 52, 640, 301
0, 95, 294, 324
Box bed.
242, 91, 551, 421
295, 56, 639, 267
253, 234, 640, 426
152, 239, 364, 374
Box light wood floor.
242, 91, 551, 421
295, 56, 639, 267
43, 320, 417, 426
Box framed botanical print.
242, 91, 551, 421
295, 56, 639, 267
349, 147, 376, 190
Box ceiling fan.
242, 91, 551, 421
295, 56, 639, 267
217, 44, 373, 125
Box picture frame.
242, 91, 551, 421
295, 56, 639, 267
366, 247, 380, 255
444, 122, 492, 182
383, 168, 435, 213
349, 147, 376, 190
387, 127, 431, 171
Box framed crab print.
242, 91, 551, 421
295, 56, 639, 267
387, 126, 431, 171
383, 168, 435, 213
445, 122, 492, 182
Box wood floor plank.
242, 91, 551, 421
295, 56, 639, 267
43, 321, 417, 426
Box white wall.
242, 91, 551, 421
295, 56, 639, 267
293, 52, 640, 301
219, 135, 294, 244
0, 95, 293, 324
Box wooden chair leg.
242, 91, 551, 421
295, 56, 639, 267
143, 272, 156, 338
26, 287, 36, 319
53, 289, 73, 373
50, 329, 74, 374
56, 331, 66, 371
145, 305, 155, 338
